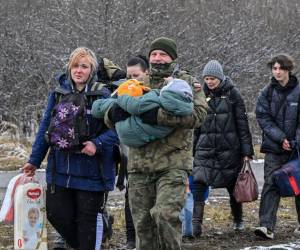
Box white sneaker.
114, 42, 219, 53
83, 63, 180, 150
254, 226, 274, 239
294, 225, 300, 234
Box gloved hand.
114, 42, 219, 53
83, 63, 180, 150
140, 107, 159, 125
108, 103, 130, 123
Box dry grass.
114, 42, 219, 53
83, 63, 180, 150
253, 144, 264, 159
0, 157, 25, 171
111, 208, 126, 230
0, 137, 48, 171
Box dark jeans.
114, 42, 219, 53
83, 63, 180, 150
46, 185, 104, 250
259, 153, 300, 231
125, 186, 136, 242
192, 180, 242, 223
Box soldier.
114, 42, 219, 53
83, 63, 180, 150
106, 37, 207, 250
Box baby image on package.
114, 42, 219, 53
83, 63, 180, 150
23, 207, 42, 249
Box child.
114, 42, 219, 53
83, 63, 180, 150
92, 78, 194, 147
181, 176, 209, 239
180, 177, 194, 238
23, 207, 42, 249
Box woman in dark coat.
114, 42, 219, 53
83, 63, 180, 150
192, 60, 254, 237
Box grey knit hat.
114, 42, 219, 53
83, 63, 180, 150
202, 60, 224, 81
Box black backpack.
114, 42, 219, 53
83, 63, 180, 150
46, 57, 125, 151
97, 57, 126, 91
46, 82, 106, 151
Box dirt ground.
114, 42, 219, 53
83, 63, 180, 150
0, 196, 299, 250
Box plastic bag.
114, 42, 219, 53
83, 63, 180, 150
0, 173, 33, 223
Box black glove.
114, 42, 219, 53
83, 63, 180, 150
140, 107, 159, 125
108, 103, 130, 123
116, 182, 126, 192
290, 140, 297, 149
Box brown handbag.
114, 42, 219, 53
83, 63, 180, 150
233, 160, 259, 203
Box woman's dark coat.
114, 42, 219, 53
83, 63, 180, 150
193, 77, 254, 188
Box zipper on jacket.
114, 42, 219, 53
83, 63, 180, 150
66, 153, 70, 188
67, 176, 71, 188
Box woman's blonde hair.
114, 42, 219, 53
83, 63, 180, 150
67, 47, 98, 74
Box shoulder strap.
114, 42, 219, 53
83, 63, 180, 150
52, 87, 72, 105
97, 57, 126, 84
222, 88, 231, 99
85, 82, 107, 96
102, 58, 126, 80
269, 86, 289, 119
54, 86, 72, 95
266, 84, 274, 103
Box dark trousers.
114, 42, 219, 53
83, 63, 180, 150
125, 186, 136, 242
192, 180, 242, 223
259, 153, 300, 231
296, 195, 300, 224
46, 185, 104, 250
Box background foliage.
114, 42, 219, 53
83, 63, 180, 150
1, 0, 299, 142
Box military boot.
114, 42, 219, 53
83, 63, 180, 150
192, 201, 205, 237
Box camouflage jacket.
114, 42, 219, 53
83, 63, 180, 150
105, 70, 208, 173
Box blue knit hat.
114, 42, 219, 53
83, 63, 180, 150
202, 60, 224, 81
161, 78, 193, 101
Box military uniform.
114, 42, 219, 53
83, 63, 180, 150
128, 68, 207, 250
104, 37, 207, 249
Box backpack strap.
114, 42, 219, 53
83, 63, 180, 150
102, 58, 126, 80
97, 57, 126, 84
266, 84, 274, 103
54, 86, 72, 95
52, 86, 72, 105
85, 82, 107, 96
267, 84, 289, 119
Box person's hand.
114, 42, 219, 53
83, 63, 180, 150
140, 107, 159, 125
22, 163, 37, 177
108, 103, 130, 124
81, 141, 97, 156
282, 138, 292, 151
243, 156, 251, 161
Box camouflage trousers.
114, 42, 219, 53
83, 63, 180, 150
128, 169, 188, 250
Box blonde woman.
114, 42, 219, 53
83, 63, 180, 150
22, 47, 119, 249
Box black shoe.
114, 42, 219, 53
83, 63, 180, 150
233, 221, 245, 231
